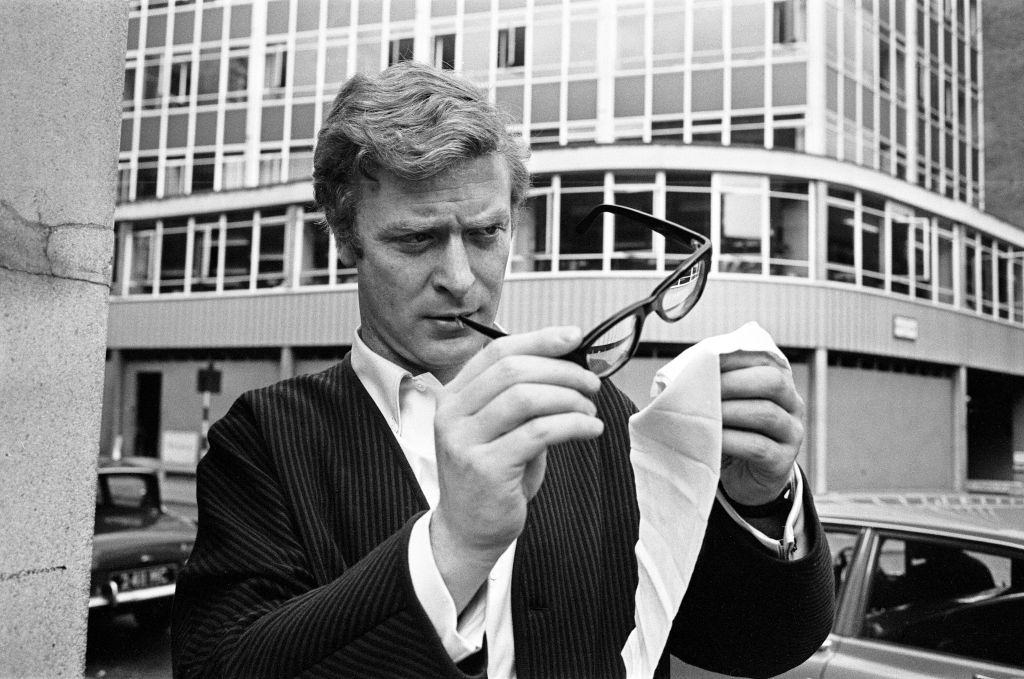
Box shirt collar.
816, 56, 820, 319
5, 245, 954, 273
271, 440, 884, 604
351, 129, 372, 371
350, 329, 443, 433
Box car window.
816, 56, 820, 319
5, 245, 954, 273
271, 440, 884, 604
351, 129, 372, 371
102, 475, 155, 510
825, 528, 859, 599
860, 533, 1024, 669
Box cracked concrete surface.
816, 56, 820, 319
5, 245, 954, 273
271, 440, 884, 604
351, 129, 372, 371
0, 201, 113, 287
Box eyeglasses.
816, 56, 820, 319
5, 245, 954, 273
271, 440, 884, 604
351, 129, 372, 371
458, 203, 712, 379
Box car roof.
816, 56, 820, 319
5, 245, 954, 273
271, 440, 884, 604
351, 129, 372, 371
815, 493, 1024, 547
97, 459, 158, 476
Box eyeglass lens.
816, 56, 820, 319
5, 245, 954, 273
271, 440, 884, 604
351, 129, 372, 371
580, 313, 639, 377
660, 257, 708, 320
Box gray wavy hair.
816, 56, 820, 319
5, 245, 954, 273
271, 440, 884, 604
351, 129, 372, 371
313, 61, 530, 255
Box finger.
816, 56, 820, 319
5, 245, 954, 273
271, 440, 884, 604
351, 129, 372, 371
722, 399, 803, 444
721, 428, 798, 474
454, 354, 601, 416
488, 411, 605, 464
719, 349, 790, 373
448, 325, 588, 391
720, 365, 804, 416
472, 384, 600, 449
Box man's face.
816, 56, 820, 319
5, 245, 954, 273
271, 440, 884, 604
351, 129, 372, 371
341, 154, 512, 383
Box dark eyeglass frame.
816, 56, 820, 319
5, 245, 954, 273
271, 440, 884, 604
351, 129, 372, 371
458, 203, 713, 379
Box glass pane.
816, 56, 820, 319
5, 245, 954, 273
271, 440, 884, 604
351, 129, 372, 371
566, 80, 597, 121
191, 221, 219, 292
691, 69, 724, 112
652, 8, 685, 58
256, 218, 286, 289
585, 314, 638, 377
231, 3, 252, 38
531, 82, 560, 124
558, 191, 603, 269
862, 210, 884, 288
772, 62, 806, 106
660, 257, 707, 320
692, 6, 723, 53
732, 2, 765, 51
652, 72, 685, 115
769, 194, 809, 276
827, 205, 855, 282
616, 14, 645, 69
512, 194, 550, 273
611, 192, 654, 270
569, 18, 598, 73
533, 22, 561, 72
159, 223, 188, 293
300, 218, 330, 286
665, 190, 711, 249
223, 212, 254, 290
732, 66, 764, 110
826, 530, 860, 598
863, 535, 1024, 668
614, 76, 645, 118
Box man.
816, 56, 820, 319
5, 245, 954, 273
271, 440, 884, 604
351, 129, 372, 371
171, 62, 833, 679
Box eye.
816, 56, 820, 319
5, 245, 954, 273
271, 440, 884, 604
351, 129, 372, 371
398, 232, 433, 245
472, 225, 504, 239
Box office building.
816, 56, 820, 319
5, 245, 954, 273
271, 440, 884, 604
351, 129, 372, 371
103, 0, 1024, 494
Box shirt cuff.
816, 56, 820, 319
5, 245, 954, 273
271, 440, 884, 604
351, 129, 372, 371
715, 466, 807, 560
408, 509, 486, 662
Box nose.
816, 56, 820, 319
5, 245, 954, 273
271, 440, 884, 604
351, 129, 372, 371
432, 236, 475, 299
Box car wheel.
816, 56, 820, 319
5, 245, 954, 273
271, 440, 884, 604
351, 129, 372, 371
133, 601, 173, 634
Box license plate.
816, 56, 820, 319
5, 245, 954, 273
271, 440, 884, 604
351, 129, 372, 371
111, 564, 176, 592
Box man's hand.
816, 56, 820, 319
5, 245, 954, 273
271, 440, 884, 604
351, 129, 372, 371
430, 326, 604, 611
719, 350, 805, 506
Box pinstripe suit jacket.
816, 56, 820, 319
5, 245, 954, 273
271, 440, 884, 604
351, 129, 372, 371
171, 356, 834, 679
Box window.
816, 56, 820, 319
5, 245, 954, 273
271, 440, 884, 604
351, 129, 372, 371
433, 34, 455, 70
773, 0, 805, 45
769, 180, 809, 277
862, 534, 1024, 669
168, 59, 191, 106
825, 529, 860, 599
389, 37, 414, 66
226, 53, 248, 101
558, 190, 604, 270
511, 193, 552, 273
826, 204, 856, 282
264, 43, 288, 94
497, 26, 525, 68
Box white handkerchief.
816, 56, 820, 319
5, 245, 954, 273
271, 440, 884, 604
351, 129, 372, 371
620, 322, 786, 678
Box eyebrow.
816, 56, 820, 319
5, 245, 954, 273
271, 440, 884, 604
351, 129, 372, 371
382, 208, 510, 234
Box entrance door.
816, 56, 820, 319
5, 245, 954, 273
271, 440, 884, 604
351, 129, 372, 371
134, 372, 162, 458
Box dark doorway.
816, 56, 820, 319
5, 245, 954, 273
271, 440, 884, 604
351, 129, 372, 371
134, 372, 162, 458
966, 369, 1020, 481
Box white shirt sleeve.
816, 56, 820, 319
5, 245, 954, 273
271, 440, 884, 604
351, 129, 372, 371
407, 510, 486, 662
716, 465, 808, 560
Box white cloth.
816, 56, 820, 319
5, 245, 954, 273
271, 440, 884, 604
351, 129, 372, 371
351, 325, 804, 679
350, 332, 517, 675
620, 321, 803, 678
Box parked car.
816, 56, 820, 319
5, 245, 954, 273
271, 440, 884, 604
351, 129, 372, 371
674, 495, 1024, 679
89, 463, 196, 632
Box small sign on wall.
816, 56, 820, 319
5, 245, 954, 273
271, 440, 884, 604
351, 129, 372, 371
161, 430, 199, 467
893, 315, 919, 341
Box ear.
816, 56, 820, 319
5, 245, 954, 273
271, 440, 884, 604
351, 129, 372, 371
337, 238, 358, 267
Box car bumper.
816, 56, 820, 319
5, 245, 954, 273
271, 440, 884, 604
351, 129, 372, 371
88, 582, 176, 609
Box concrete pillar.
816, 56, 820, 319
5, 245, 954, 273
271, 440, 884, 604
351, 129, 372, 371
809, 347, 829, 494
280, 345, 295, 381
0, 2, 127, 676
952, 365, 969, 492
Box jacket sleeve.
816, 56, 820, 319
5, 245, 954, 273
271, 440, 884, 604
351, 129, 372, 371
170, 395, 480, 679
667, 470, 836, 678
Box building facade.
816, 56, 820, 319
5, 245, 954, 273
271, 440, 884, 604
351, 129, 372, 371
104, 0, 1024, 495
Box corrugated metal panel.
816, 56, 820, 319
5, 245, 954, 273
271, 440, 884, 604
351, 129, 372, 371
108, 276, 1024, 375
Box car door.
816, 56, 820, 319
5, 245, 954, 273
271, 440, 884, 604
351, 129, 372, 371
819, 529, 1024, 679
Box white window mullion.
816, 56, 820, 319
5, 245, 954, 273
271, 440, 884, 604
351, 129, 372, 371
184, 216, 195, 294
216, 213, 227, 293
602, 173, 614, 271
293, 206, 306, 288
653, 171, 666, 272
152, 219, 164, 297
550, 175, 562, 273
250, 210, 262, 291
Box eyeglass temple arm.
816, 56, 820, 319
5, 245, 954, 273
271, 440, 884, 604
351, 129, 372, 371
574, 203, 706, 247
456, 314, 507, 339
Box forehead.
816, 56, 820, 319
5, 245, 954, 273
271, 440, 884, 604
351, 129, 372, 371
359, 154, 512, 224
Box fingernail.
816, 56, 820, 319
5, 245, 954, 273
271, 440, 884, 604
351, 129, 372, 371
560, 326, 581, 343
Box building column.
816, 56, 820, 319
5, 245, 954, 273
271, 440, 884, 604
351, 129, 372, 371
952, 364, 969, 491
280, 345, 295, 381
108, 349, 125, 459
0, 1, 126, 674
808, 347, 829, 494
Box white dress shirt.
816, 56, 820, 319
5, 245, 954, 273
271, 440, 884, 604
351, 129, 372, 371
349, 330, 806, 677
